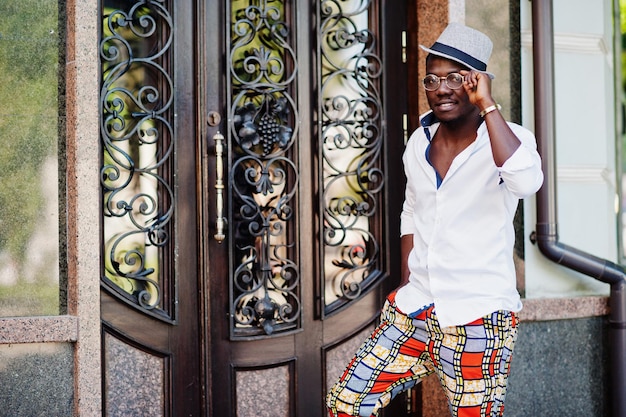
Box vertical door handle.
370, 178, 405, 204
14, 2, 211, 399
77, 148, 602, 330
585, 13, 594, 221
213, 131, 227, 243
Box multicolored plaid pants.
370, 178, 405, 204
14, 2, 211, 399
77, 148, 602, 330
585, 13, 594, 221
326, 293, 518, 417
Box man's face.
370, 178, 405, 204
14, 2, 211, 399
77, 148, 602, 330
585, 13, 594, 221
424, 56, 475, 122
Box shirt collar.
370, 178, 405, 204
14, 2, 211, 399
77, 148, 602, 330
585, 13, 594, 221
419, 111, 439, 143
419, 110, 438, 129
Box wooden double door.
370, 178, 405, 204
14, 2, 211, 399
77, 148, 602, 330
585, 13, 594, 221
99, 0, 408, 415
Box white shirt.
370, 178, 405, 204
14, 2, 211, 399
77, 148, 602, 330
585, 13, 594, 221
395, 111, 544, 327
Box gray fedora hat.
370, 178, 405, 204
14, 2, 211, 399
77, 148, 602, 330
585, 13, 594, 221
420, 22, 495, 79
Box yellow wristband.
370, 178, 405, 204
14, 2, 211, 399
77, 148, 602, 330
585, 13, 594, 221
479, 103, 501, 117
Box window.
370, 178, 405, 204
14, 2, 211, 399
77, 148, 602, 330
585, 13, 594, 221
616, 0, 626, 264
0, 1, 62, 316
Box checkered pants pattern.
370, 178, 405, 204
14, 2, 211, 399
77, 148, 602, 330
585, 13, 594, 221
326, 293, 518, 417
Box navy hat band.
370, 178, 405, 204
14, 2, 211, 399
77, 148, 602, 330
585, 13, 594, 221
430, 42, 487, 71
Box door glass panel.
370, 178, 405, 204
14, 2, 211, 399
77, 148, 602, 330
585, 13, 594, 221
100, 0, 175, 319
319, 0, 386, 314
228, 0, 300, 338
0, 0, 61, 316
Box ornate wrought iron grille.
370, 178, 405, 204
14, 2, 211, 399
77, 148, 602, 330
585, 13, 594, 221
228, 0, 301, 338
318, 0, 385, 315
99, 0, 174, 320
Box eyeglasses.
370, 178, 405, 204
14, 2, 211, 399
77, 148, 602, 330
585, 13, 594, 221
422, 73, 464, 91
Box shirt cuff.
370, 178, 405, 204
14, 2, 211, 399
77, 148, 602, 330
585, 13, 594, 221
500, 145, 537, 173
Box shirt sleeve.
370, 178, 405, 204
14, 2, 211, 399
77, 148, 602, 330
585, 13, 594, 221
499, 124, 544, 198
400, 134, 418, 237
400, 185, 417, 236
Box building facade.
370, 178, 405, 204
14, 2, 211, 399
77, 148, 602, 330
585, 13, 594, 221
0, 0, 620, 416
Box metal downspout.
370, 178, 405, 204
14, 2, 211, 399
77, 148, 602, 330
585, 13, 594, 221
531, 1, 626, 415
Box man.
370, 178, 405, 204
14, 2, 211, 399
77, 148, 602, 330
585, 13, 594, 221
326, 23, 543, 417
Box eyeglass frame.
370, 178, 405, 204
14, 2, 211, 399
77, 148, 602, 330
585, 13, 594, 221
421, 72, 465, 91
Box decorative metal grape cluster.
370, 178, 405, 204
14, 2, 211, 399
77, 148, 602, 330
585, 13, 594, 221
234, 96, 292, 157
258, 113, 281, 156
